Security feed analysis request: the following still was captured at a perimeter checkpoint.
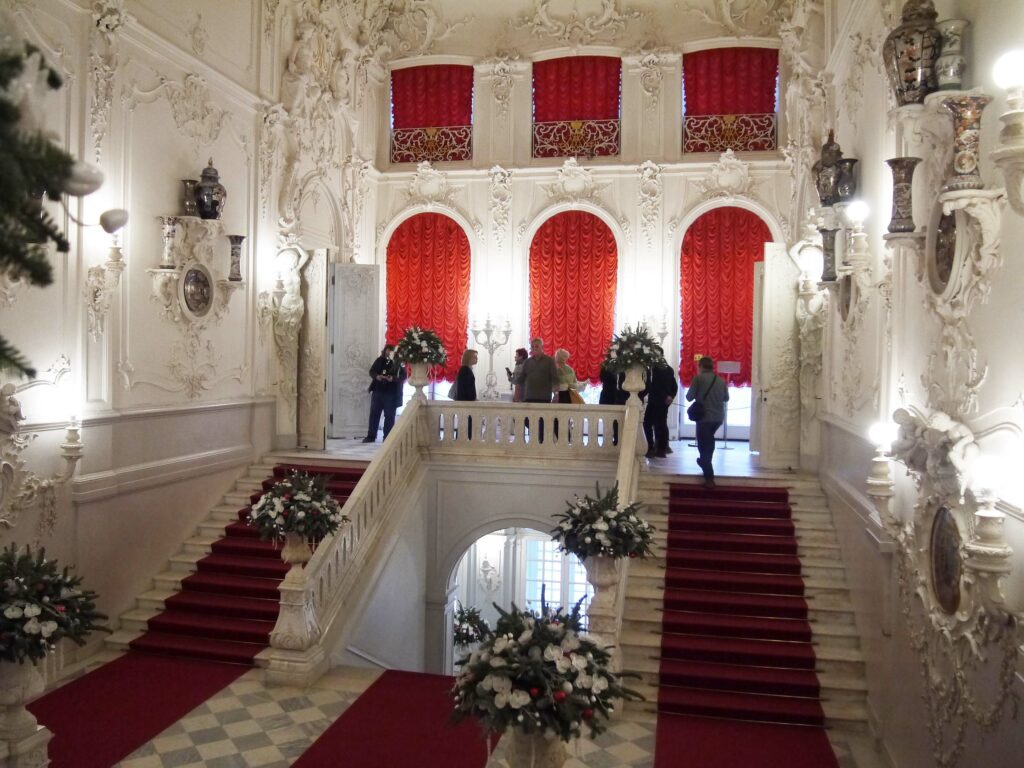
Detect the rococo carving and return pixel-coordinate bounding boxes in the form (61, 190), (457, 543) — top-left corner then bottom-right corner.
(89, 0), (129, 162)
(636, 160), (662, 248)
(488, 166), (513, 252)
(542, 157), (608, 205)
(512, 0), (643, 47)
(695, 149), (761, 200)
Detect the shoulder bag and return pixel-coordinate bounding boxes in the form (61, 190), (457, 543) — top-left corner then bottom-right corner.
(686, 376), (718, 422)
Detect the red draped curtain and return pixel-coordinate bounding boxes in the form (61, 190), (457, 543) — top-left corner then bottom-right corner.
(386, 213), (471, 381)
(390, 65), (474, 162)
(532, 56), (621, 157)
(529, 211), (617, 383)
(682, 47), (779, 152)
(680, 207), (771, 386)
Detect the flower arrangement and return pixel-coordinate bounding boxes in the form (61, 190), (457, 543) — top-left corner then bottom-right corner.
(453, 604), (490, 649)
(0, 544), (108, 664)
(394, 326), (447, 365)
(451, 594), (642, 741)
(602, 324), (664, 372)
(551, 483), (654, 560)
(248, 471), (349, 542)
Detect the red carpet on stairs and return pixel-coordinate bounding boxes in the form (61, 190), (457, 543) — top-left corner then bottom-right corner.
(655, 482), (839, 768)
(292, 670), (494, 768)
(27, 653), (245, 768)
(130, 462), (366, 665)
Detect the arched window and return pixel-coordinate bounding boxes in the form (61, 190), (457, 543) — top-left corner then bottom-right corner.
(386, 213), (471, 381)
(529, 211), (618, 382)
(680, 207), (771, 386)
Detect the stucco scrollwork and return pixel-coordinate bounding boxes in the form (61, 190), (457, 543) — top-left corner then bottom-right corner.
(512, 0), (642, 47)
(542, 158), (608, 205)
(636, 161), (662, 249)
(681, 0), (775, 37)
(89, 0), (129, 162)
(488, 166), (513, 252)
(407, 161), (458, 207)
(485, 53), (519, 119)
(695, 149), (761, 200)
(888, 404), (1021, 768)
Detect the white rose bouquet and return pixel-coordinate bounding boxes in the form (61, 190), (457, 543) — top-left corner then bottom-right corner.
(551, 483), (654, 560)
(248, 470), (348, 542)
(394, 326), (447, 365)
(602, 324), (664, 372)
(451, 592), (642, 741)
(0, 544), (108, 663)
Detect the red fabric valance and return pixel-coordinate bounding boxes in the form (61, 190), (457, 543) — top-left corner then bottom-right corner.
(391, 65), (474, 128)
(386, 213), (471, 381)
(529, 211), (618, 383)
(680, 207), (771, 387)
(533, 56), (622, 122)
(683, 47), (778, 116)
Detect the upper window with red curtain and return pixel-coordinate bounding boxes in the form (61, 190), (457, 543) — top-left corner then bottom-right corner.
(682, 47), (778, 153)
(532, 56), (621, 159)
(391, 65), (474, 164)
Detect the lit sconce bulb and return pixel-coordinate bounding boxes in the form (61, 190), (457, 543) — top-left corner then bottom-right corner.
(868, 420), (898, 451)
(845, 200), (870, 228)
(993, 50), (1024, 96)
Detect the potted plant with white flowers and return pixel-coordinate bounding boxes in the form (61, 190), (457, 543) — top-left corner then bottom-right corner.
(551, 484), (654, 638)
(451, 593), (642, 768)
(602, 325), (664, 403)
(394, 326), (447, 400)
(0, 544), (108, 742)
(248, 471), (349, 569)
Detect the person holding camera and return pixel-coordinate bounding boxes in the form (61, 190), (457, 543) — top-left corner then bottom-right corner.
(363, 344), (404, 443)
(685, 356), (729, 487)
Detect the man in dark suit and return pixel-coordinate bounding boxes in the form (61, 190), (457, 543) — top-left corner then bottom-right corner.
(644, 350), (678, 459)
(363, 344), (403, 442)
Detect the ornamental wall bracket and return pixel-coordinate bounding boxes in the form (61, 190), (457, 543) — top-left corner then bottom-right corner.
(542, 158), (609, 205)
(887, 405), (1022, 767)
(511, 0), (643, 47)
(695, 149), (762, 201)
(84, 235), (126, 341)
(0, 380), (83, 542)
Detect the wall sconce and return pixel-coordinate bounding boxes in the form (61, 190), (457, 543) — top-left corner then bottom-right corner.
(840, 201), (871, 273)
(0, 383), (83, 538)
(866, 421), (898, 527)
(77, 209), (129, 341)
(991, 49), (1024, 215)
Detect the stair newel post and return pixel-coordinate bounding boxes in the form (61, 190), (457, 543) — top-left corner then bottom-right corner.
(621, 364), (648, 459)
(265, 535), (329, 687)
(582, 556), (623, 677)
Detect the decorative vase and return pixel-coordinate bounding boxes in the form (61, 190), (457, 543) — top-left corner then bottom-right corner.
(158, 216), (179, 268)
(227, 235), (245, 281)
(818, 228), (839, 283)
(811, 130), (843, 207)
(504, 728), (568, 768)
(885, 157), (922, 232)
(941, 94), (991, 192)
(836, 158), (859, 202)
(181, 179), (199, 216)
(622, 364), (645, 405)
(936, 19), (969, 90)
(194, 159), (227, 220)
(281, 532), (312, 567)
(409, 361), (430, 401)
(583, 555), (621, 637)
(882, 0), (942, 106)
(0, 661), (45, 743)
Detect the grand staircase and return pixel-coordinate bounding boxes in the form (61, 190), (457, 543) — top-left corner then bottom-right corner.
(107, 459), (367, 665)
(620, 472), (868, 732)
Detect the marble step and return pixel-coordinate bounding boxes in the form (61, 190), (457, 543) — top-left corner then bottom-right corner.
(627, 563), (850, 594)
(649, 528), (840, 548)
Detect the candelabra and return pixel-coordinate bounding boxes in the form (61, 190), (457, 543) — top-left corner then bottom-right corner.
(470, 316), (512, 400)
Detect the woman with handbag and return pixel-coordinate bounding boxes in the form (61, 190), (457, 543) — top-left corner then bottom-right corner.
(553, 348), (578, 404)
(685, 356), (729, 487)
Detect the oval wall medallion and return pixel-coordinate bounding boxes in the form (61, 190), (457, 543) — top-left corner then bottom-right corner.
(181, 264), (214, 318)
(929, 505), (962, 614)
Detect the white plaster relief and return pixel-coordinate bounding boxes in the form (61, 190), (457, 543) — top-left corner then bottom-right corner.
(488, 166), (513, 252)
(542, 158), (609, 205)
(636, 160), (662, 249)
(695, 149), (761, 201)
(485, 53), (519, 120)
(512, 0), (643, 47)
(89, 0), (129, 162)
(680, 0), (776, 37)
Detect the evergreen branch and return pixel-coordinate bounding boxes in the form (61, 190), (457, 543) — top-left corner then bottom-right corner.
(0, 335), (36, 379)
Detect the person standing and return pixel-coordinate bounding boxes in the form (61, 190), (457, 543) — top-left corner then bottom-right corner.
(553, 348), (578, 404)
(364, 344), (401, 443)
(508, 347), (528, 402)
(685, 356), (729, 487)
(521, 338), (557, 442)
(454, 349), (478, 440)
(644, 353), (678, 459)
(599, 361), (626, 446)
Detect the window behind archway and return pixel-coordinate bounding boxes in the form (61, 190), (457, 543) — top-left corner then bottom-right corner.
(680, 206), (771, 386)
(529, 211), (618, 383)
(386, 212), (470, 381)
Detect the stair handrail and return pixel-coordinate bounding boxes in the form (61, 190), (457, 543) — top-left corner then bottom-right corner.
(263, 398), (424, 685)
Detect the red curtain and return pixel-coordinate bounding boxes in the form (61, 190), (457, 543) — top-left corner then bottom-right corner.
(683, 48), (778, 115)
(680, 207), (771, 386)
(529, 212), (617, 383)
(386, 213), (471, 381)
(391, 65), (474, 128)
(533, 57), (621, 122)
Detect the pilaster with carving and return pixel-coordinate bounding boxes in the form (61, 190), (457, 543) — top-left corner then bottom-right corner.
(488, 166), (512, 253)
(636, 160), (662, 249)
(89, 0), (129, 162)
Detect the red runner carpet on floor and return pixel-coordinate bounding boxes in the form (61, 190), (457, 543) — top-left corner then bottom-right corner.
(655, 482), (839, 767)
(293, 670), (493, 768)
(27, 652), (245, 768)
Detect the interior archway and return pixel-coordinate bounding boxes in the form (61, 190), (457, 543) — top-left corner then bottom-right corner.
(385, 212), (472, 382)
(528, 211), (618, 383)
